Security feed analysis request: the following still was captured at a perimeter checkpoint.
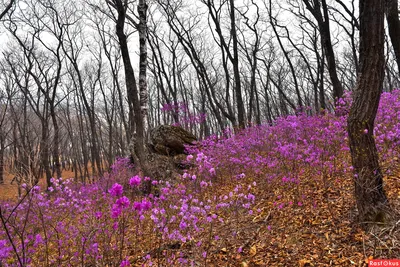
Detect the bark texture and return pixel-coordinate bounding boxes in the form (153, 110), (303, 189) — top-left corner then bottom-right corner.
(347, 0), (390, 226)
(138, 0), (149, 134)
(112, 0), (150, 191)
(386, 0), (400, 76)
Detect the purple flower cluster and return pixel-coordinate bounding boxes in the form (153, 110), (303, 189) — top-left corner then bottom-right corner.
(1, 90), (400, 265)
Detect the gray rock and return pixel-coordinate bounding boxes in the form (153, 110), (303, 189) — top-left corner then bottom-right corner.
(149, 125), (197, 156)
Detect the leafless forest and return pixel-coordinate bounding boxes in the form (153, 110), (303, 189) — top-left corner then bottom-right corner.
(0, 0), (399, 189)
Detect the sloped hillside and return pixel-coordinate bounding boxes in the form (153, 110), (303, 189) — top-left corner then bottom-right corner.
(1, 91), (400, 266)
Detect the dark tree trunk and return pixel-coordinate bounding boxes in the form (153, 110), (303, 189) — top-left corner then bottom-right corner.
(51, 109), (62, 179)
(112, 0), (149, 186)
(41, 121), (52, 188)
(229, 0), (246, 129)
(347, 0), (390, 226)
(0, 0), (15, 21)
(203, 0), (245, 128)
(0, 134), (4, 184)
(386, 0), (400, 76)
(303, 0), (344, 100)
(320, 0), (343, 101)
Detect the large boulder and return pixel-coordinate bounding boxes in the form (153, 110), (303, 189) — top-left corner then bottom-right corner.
(145, 153), (176, 181)
(149, 125), (197, 156)
(128, 125), (197, 188)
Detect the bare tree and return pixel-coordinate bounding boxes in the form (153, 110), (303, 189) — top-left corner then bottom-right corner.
(301, 0), (344, 101)
(105, 0), (150, 190)
(267, 1), (302, 110)
(0, 0), (15, 21)
(0, 85), (9, 184)
(347, 0), (390, 226)
(203, 0), (246, 128)
(157, 1), (228, 131)
(2, 49), (43, 189)
(237, 0), (263, 125)
(147, 27), (180, 124)
(138, 0), (149, 132)
(386, 0), (400, 76)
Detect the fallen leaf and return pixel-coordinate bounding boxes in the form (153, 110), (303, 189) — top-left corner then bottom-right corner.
(324, 232), (329, 240)
(299, 259), (313, 267)
(249, 245), (257, 256)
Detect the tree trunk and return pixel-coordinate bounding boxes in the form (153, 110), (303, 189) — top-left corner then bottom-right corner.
(268, 2), (302, 109)
(347, 0), (389, 226)
(51, 110), (62, 178)
(320, 0), (343, 101)
(303, 0), (344, 100)
(0, 0), (15, 21)
(386, 0), (400, 76)
(0, 133), (4, 184)
(318, 45), (326, 110)
(138, 0), (149, 136)
(229, 0), (246, 128)
(112, 0), (150, 187)
(41, 120), (52, 189)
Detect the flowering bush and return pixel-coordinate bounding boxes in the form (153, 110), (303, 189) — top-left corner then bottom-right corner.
(1, 90), (400, 266)
(161, 101), (206, 128)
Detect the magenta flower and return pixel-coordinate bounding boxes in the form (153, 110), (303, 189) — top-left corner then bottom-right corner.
(0, 240), (12, 258)
(209, 168), (216, 175)
(109, 183), (123, 197)
(111, 205), (122, 218)
(141, 199), (152, 211)
(120, 259), (131, 267)
(116, 196), (130, 208)
(247, 193), (255, 202)
(179, 220), (187, 229)
(133, 201), (142, 211)
(129, 175), (141, 187)
(33, 234), (43, 248)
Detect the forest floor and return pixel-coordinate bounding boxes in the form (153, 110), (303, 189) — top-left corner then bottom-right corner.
(1, 158), (400, 266)
(150, 164), (400, 267)
(0, 168), (77, 200)
(1, 101), (400, 266)
(222, 174), (399, 266)
(0, 173), (19, 199)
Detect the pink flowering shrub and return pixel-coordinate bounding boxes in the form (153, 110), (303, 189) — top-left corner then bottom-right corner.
(161, 101), (206, 128)
(1, 90), (400, 266)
